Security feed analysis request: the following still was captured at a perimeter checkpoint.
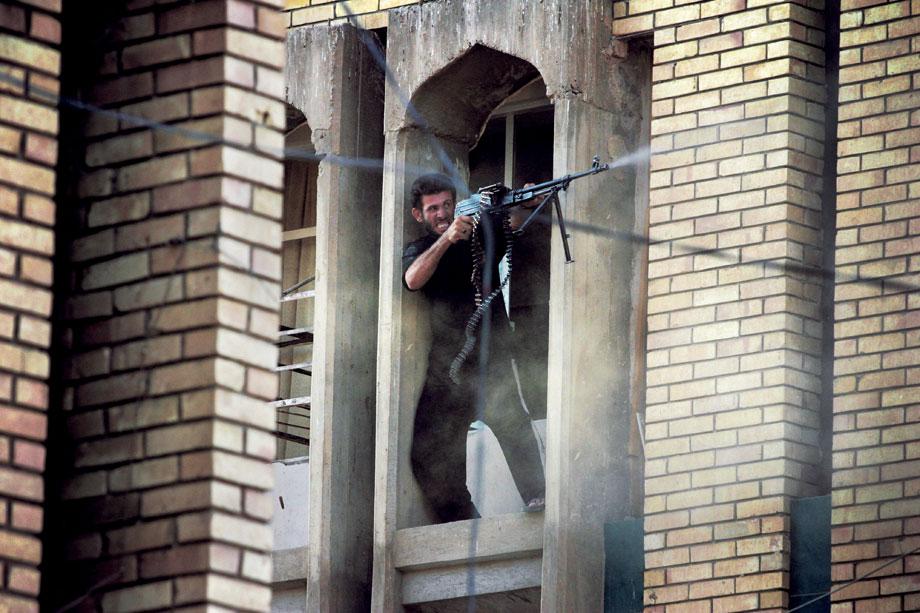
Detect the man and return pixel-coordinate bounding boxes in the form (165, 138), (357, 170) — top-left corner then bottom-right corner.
(403, 173), (545, 523)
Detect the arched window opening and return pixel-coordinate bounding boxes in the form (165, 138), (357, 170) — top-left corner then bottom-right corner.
(275, 106), (318, 461)
(396, 46), (554, 529)
(466, 77), (554, 517)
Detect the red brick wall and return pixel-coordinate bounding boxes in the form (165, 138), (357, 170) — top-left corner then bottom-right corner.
(0, 1), (61, 611)
(45, 1), (286, 610)
(831, 1), (920, 611)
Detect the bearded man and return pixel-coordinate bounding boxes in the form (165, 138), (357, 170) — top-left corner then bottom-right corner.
(403, 173), (545, 523)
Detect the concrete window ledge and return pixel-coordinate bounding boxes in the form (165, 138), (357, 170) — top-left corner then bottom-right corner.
(394, 513), (543, 608)
(272, 546), (310, 585)
(271, 546), (310, 613)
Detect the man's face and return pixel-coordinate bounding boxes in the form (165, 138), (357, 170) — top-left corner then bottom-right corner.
(413, 191), (455, 236)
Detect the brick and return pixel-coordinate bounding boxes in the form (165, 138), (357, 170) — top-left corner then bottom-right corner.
(13, 440), (45, 471)
(145, 420), (212, 455)
(22, 194), (55, 226)
(111, 334), (182, 371)
(87, 192), (150, 228)
(30, 12), (61, 44)
(73, 433), (143, 467)
(218, 28), (285, 68)
(0, 217), (53, 255)
(140, 543), (210, 579)
(204, 511), (271, 550)
(0, 33), (60, 74)
(85, 131), (154, 167)
(101, 581), (172, 613)
(116, 153), (188, 192)
(15, 131), (48, 166)
(0, 279), (52, 316)
(159, 1), (230, 34)
(191, 144), (283, 188)
(257, 5), (287, 38)
(0, 465), (43, 501)
(713, 593), (759, 612)
(647, 473), (692, 496)
(18, 317), (50, 348)
(8, 564), (40, 595)
(0, 5), (26, 31)
(0, 154), (56, 195)
(141, 481), (214, 516)
(106, 519), (174, 555)
(291, 4), (334, 25)
(108, 396), (179, 433)
(614, 13), (653, 36)
(0, 529), (41, 564)
(841, 24), (888, 47)
(18, 0), (61, 11)
(120, 93), (190, 127)
(0, 124), (20, 155)
(91, 73), (154, 105)
(241, 550), (272, 583)
(115, 214), (185, 251)
(123, 35), (192, 71)
(887, 14), (920, 38)
(206, 574), (271, 611)
(156, 56), (226, 93)
(81, 252), (149, 290)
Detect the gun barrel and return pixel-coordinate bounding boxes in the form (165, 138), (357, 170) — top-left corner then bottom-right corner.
(454, 160), (609, 217)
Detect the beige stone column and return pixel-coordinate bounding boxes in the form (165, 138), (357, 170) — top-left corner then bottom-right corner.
(540, 94), (642, 612)
(372, 130), (470, 611)
(286, 23), (385, 613)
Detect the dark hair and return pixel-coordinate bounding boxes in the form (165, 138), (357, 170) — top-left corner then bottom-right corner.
(410, 173), (456, 211)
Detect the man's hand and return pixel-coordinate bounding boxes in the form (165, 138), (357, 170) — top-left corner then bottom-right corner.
(511, 183), (538, 230)
(519, 182), (539, 208)
(445, 215), (475, 243)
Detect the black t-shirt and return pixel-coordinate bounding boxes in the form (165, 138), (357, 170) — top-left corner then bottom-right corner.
(403, 218), (510, 355)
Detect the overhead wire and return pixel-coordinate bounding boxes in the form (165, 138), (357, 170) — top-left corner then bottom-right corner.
(787, 541), (920, 612)
(2, 68), (916, 298)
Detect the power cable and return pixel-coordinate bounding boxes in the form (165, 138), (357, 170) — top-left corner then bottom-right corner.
(788, 541), (920, 612)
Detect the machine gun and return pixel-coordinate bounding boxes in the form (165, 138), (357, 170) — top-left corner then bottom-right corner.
(454, 155), (610, 263)
(447, 156), (611, 383)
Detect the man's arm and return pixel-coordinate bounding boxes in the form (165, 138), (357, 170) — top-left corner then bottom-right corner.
(404, 215), (474, 290)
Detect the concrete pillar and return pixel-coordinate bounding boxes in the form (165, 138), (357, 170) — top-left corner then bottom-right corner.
(372, 129), (469, 611)
(540, 94), (641, 611)
(286, 23), (385, 612)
